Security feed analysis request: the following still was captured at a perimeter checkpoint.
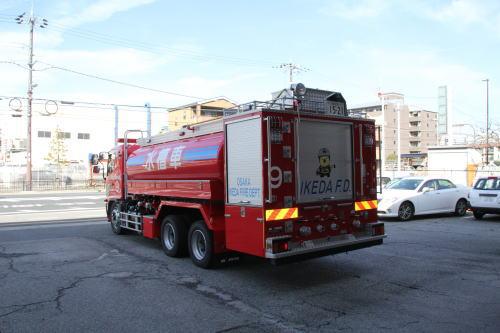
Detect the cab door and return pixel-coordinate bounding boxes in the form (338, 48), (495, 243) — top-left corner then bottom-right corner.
(224, 115), (265, 257)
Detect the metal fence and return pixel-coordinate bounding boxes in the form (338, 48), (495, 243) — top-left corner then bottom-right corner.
(0, 179), (105, 193)
(382, 166), (500, 187)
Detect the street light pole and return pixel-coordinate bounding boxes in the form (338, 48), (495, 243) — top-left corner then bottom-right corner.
(452, 124), (477, 145)
(483, 79), (490, 164)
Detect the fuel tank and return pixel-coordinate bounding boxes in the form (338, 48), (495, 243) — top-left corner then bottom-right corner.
(125, 132), (224, 181)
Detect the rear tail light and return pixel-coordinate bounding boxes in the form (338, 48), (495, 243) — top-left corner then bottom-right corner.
(272, 239), (289, 253)
(371, 223), (385, 236)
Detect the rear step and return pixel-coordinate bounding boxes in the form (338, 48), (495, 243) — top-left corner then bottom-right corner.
(119, 212), (144, 232)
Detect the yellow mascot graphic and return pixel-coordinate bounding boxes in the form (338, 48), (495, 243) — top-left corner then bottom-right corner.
(316, 148), (334, 177)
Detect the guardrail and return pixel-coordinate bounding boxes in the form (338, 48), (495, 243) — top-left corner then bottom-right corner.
(0, 179), (105, 193)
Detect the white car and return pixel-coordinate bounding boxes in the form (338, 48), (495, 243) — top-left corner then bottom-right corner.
(469, 176), (500, 219)
(378, 176), (469, 221)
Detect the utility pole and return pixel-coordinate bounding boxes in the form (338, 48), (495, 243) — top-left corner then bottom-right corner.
(483, 79), (490, 164)
(275, 63), (309, 83)
(145, 102), (151, 138)
(15, 8), (48, 190)
(378, 92), (386, 172)
(114, 105), (119, 144)
(396, 103), (401, 172)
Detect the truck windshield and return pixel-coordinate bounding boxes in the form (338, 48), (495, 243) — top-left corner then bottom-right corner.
(474, 178), (500, 190)
(387, 178), (423, 190)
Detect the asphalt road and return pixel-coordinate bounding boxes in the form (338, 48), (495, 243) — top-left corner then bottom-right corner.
(0, 191), (106, 223)
(0, 214), (499, 332)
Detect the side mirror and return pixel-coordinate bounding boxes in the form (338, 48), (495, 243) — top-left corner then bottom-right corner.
(422, 187), (433, 193)
(90, 154), (99, 166)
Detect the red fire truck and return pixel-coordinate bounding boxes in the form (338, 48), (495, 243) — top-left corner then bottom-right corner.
(104, 84), (385, 268)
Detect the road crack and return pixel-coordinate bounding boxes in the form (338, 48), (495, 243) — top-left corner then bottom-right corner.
(0, 247), (39, 279)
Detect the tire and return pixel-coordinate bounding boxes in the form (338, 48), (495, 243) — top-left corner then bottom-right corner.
(188, 221), (214, 269)
(160, 215), (188, 257)
(454, 199), (468, 216)
(398, 201), (414, 221)
(110, 202), (124, 235)
(473, 210), (485, 220)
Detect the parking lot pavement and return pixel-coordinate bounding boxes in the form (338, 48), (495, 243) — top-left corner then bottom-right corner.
(0, 214), (499, 332)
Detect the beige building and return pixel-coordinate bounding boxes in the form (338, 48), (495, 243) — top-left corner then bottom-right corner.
(349, 93), (438, 168)
(168, 98), (236, 131)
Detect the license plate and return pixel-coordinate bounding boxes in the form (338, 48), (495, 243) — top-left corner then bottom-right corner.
(303, 240), (315, 249)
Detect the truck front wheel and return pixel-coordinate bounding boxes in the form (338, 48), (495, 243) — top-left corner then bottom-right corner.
(161, 215), (188, 257)
(110, 203), (123, 235)
(188, 221), (214, 268)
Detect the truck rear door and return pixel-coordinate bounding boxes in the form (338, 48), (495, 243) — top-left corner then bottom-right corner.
(224, 115), (266, 256)
(296, 119), (353, 203)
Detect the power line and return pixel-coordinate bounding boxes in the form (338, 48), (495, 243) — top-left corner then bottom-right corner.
(37, 61), (207, 100)
(46, 21), (276, 68)
(0, 94), (172, 110)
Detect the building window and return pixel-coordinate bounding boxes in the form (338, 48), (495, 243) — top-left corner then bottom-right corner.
(393, 141), (396, 144)
(78, 133), (90, 140)
(57, 132), (71, 139)
(37, 131), (51, 138)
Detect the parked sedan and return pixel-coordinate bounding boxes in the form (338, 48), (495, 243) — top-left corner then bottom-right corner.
(378, 176), (469, 221)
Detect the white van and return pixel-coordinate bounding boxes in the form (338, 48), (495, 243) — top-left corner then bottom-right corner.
(469, 177), (500, 219)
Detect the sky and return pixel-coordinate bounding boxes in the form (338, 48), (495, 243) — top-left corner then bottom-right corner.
(0, 0), (498, 135)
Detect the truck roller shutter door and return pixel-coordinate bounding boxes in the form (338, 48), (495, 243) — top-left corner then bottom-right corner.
(226, 117), (263, 206)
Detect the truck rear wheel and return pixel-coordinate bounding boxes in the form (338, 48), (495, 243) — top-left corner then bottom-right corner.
(188, 221), (214, 268)
(161, 216), (188, 257)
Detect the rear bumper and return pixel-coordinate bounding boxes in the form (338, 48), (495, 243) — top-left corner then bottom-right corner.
(265, 233), (386, 262)
(471, 206), (500, 214)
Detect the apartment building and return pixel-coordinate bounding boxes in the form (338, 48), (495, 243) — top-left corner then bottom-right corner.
(349, 93), (438, 167)
(168, 98), (236, 131)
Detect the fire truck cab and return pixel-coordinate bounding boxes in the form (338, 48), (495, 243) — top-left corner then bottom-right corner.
(105, 84), (385, 268)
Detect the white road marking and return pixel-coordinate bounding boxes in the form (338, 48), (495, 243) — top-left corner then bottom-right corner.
(0, 195), (105, 203)
(2, 204), (44, 208)
(0, 221), (106, 231)
(0, 207), (104, 216)
(55, 202), (97, 206)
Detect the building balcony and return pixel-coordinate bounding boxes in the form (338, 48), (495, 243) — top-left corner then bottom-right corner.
(409, 131), (421, 138)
